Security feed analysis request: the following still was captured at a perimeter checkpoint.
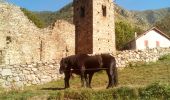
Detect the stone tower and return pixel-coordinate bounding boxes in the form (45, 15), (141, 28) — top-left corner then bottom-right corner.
(74, 0), (115, 54)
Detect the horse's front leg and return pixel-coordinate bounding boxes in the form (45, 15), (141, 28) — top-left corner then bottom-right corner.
(81, 66), (86, 88)
(106, 63), (115, 89)
(64, 72), (71, 88)
(106, 69), (113, 89)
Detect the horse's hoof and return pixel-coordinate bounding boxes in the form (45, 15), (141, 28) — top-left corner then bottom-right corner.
(65, 86), (70, 89)
(106, 86), (113, 89)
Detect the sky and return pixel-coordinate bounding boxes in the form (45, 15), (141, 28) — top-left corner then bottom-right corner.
(5, 0), (170, 11)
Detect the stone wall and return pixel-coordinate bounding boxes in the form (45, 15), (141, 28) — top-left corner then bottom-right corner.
(0, 61), (63, 88)
(1, 48), (170, 88)
(0, 3), (75, 65)
(115, 48), (170, 68)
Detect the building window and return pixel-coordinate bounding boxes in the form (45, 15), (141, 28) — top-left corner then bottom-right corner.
(80, 7), (85, 17)
(102, 5), (106, 17)
(156, 41), (160, 47)
(6, 36), (12, 44)
(144, 40), (148, 48)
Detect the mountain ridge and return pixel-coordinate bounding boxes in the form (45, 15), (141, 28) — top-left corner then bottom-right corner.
(30, 3), (170, 31)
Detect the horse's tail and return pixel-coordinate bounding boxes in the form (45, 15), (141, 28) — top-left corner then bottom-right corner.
(113, 59), (118, 86)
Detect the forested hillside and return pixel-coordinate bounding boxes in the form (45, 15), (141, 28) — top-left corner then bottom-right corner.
(20, 3), (170, 50)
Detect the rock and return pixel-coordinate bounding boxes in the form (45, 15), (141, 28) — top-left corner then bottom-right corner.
(14, 76), (20, 82)
(32, 68), (37, 72)
(23, 70), (30, 74)
(2, 69), (12, 76)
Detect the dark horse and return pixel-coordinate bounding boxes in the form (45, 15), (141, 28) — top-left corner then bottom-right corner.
(59, 54), (118, 89)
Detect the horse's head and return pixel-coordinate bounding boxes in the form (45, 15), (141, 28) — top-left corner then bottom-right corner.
(59, 58), (67, 74)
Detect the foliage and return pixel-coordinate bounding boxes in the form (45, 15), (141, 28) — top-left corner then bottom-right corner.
(21, 8), (45, 28)
(115, 21), (143, 50)
(32, 3), (73, 27)
(159, 54), (170, 61)
(155, 14), (170, 36)
(139, 82), (170, 99)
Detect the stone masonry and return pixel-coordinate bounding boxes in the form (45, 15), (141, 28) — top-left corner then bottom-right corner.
(0, 48), (170, 88)
(0, 3), (75, 65)
(115, 48), (170, 68)
(0, 3), (74, 88)
(74, 0), (115, 54)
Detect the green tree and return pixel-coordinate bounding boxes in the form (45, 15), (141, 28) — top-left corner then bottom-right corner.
(115, 21), (142, 50)
(155, 14), (170, 36)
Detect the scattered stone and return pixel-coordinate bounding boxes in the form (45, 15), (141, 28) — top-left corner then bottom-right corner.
(2, 69), (12, 76)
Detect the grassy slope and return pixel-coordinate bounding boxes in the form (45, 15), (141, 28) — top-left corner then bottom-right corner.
(0, 55), (170, 99)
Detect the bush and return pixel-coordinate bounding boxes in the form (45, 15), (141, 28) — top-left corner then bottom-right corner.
(159, 54), (170, 61)
(139, 82), (170, 100)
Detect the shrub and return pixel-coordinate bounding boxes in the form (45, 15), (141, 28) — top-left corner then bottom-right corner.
(159, 54), (170, 61)
(139, 82), (169, 99)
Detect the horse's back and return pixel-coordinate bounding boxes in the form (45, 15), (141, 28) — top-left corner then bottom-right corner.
(101, 54), (116, 67)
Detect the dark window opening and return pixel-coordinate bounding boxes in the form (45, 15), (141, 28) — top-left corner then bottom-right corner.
(6, 36), (12, 44)
(80, 7), (85, 17)
(102, 5), (106, 17)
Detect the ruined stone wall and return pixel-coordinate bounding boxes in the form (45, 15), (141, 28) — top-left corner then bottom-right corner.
(93, 0), (115, 54)
(74, 0), (93, 54)
(0, 61), (63, 88)
(1, 48), (170, 88)
(0, 3), (75, 88)
(115, 48), (170, 68)
(0, 3), (42, 65)
(0, 3), (75, 65)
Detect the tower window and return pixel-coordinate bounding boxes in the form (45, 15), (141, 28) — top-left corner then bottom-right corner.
(6, 36), (12, 44)
(102, 5), (106, 17)
(80, 7), (85, 17)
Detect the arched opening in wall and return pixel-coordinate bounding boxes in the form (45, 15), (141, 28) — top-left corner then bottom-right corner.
(80, 6), (85, 18)
(102, 5), (106, 17)
(6, 36), (12, 44)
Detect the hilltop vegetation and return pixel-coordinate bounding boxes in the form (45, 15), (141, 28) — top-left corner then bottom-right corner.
(20, 8), (45, 28)
(155, 13), (170, 36)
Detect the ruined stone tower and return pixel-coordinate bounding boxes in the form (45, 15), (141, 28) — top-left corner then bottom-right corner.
(74, 0), (115, 54)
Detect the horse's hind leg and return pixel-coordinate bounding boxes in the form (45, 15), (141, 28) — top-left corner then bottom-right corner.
(106, 63), (114, 89)
(113, 67), (118, 86)
(88, 73), (94, 88)
(106, 70), (113, 89)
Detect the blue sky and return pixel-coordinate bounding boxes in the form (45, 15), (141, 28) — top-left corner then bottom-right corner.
(6, 0), (170, 11)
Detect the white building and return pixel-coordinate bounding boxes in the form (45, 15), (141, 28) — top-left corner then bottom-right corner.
(125, 27), (170, 50)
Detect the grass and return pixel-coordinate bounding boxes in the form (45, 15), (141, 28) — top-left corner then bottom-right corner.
(0, 54), (170, 99)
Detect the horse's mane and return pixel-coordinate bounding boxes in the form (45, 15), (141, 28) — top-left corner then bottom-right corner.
(87, 53), (111, 56)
